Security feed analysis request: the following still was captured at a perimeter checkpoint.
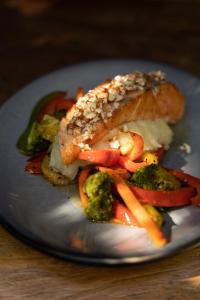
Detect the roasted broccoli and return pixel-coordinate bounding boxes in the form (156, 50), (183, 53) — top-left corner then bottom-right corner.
(26, 121), (50, 154)
(130, 164), (182, 191)
(18, 114), (58, 155)
(38, 114), (59, 142)
(83, 172), (114, 222)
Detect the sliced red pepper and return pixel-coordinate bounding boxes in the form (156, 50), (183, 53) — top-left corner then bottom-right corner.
(113, 200), (138, 226)
(126, 132), (144, 161)
(118, 156), (148, 172)
(169, 170), (200, 206)
(78, 149), (121, 167)
(130, 185), (196, 207)
(37, 93), (75, 122)
(112, 174), (167, 247)
(25, 152), (46, 175)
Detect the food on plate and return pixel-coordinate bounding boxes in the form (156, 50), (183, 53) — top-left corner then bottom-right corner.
(17, 70), (200, 248)
(17, 92), (75, 156)
(83, 171), (114, 221)
(129, 164), (182, 191)
(59, 71), (184, 165)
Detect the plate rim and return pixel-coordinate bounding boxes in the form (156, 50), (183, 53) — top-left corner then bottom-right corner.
(1, 213), (200, 265)
(1, 58), (200, 265)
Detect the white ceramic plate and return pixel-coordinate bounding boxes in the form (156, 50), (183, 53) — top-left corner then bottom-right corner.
(0, 59), (200, 265)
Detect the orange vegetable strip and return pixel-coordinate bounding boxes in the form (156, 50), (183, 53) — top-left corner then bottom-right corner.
(112, 174), (168, 247)
(78, 167), (91, 208)
(118, 156), (148, 172)
(97, 166), (129, 179)
(126, 132), (144, 161)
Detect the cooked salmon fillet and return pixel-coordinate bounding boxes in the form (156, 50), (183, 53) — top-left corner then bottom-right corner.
(59, 71), (185, 164)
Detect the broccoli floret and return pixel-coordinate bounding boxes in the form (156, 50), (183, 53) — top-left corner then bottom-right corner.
(38, 114), (59, 142)
(25, 115), (58, 154)
(26, 121), (50, 154)
(130, 164), (182, 191)
(83, 172), (114, 222)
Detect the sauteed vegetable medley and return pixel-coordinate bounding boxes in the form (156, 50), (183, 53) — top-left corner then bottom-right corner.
(17, 90), (200, 248)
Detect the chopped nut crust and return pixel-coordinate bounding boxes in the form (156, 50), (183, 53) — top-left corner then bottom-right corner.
(65, 71), (166, 148)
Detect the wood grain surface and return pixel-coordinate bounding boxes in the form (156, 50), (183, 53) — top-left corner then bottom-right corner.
(0, 1), (200, 299)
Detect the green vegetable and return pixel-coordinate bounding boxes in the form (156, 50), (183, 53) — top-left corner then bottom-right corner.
(143, 204), (164, 228)
(39, 114), (59, 142)
(17, 91), (62, 156)
(83, 172), (114, 222)
(26, 121), (50, 154)
(130, 164), (182, 191)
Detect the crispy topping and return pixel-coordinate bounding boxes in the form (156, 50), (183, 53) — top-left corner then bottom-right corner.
(65, 71), (166, 148)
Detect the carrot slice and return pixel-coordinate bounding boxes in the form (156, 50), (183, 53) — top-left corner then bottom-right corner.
(78, 167), (91, 208)
(97, 166), (129, 179)
(126, 132), (144, 161)
(118, 156), (148, 172)
(112, 174), (167, 247)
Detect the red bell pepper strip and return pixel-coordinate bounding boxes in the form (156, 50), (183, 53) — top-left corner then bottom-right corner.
(118, 156), (148, 172)
(112, 200), (138, 226)
(78, 149), (121, 167)
(79, 167), (137, 226)
(25, 152), (46, 175)
(169, 170), (200, 206)
(112, 174), (167, 247)
(126, 132), (144, 161)
(37, 93), (75, 122)
(130, 185), (196, 207)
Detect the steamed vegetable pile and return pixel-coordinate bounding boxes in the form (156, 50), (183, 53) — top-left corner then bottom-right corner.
(17, 91), (200, 248)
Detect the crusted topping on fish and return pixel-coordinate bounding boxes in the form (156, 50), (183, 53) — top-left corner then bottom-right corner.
(65, 71), (166, 149)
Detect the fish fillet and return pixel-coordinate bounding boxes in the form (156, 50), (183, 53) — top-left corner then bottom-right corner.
(59, 71), (185, 164)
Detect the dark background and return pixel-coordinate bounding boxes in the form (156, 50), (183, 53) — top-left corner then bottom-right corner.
(1, 0), (200, 104)
(0, 2), (200, 299)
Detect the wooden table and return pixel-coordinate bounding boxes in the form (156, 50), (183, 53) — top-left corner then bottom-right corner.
(0, 1), (200, 299)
